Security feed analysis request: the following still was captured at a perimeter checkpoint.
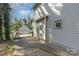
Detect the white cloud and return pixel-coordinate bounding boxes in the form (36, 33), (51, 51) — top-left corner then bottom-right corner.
(10, 3), (18, 8)
(10, 3), (24, 11)
(10, 4), (33, 19)
(19, 10), (27, 15)
(19, 10), (31, 16)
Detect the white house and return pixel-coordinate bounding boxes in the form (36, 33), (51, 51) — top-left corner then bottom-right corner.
(33, 3), (79, 55)
(32, 4), (48, 41)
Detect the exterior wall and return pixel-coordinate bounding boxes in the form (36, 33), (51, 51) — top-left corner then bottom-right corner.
(43, 3), (79, 49)
(33, 4), (47, 41)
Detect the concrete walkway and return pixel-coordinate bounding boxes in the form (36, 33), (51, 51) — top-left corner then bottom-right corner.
(13, 37), (56, 56)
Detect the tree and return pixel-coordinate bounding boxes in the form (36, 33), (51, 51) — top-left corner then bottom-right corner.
(10, 18), (23, 33)
(9, 17), (23, 39)
(23, 17), (33, 30)
(0, 3), (11, 40)
(23, 17), (33, 36)
(3, 3), (11, 40)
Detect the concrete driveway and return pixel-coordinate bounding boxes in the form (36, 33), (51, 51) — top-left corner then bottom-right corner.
(13, 37), (56, 56)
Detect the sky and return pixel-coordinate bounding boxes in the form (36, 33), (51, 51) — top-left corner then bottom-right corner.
(10, 3), (33, 19)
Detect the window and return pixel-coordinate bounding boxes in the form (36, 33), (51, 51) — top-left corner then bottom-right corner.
(56, 22), (60, 27)
(54, 19), (62, 29)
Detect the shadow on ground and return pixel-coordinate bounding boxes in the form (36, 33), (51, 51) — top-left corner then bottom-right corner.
(13, 37), (57, 56)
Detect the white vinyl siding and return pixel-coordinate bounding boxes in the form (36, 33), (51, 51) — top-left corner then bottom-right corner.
(46, 3), (79, 49)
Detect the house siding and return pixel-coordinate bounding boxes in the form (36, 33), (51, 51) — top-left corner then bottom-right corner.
(43, 3), (79, 49)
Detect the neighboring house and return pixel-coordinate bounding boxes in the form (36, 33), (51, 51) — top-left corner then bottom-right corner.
(32, 3), (48, 41)
(15, 25), (32, 38)
(33, 3), (79, 54)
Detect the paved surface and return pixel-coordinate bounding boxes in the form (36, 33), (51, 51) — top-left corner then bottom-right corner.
(0, 37), (68, 56)
(13, 38), (56, 56)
